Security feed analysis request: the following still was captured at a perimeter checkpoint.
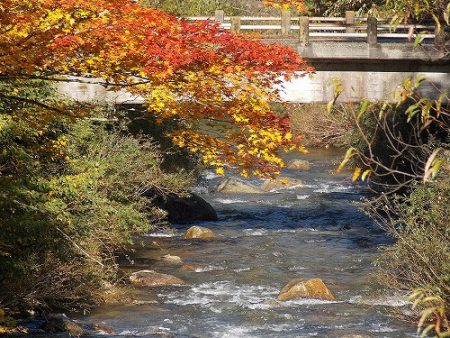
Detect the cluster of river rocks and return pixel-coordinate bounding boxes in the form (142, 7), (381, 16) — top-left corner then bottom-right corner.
(127, 159), (333, 305)
(129, 225), (335, 304)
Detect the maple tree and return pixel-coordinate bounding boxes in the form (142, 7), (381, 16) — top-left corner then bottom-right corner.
(0, 0), (312, 177)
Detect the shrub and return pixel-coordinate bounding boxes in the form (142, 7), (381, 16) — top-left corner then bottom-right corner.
(374, 162), (450, 336)
(0, 118), (193, 311)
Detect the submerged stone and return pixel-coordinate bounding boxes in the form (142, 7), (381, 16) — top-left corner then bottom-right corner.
(261, 177), (303, 192)
(180, 264), (199, 272)
(277, 278), (335, 302)
(160, 254), (183, 266)
(184, 226), (217, 240)
(90, 323), (115, 335)
(129, 270), (186, 287)
(216, 178), (263, 194)
(287, 159), (311, 171)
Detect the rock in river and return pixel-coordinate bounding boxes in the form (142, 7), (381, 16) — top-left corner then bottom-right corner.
(216, 178), (263, 194)
(129, 270), (186, 287)
(261, 177), (303, 192)
(41, 314), (84, 336)
(277, 278), (335, 302)
(184, 226), (217, 240)
(180, 264), (201, 272)
(144, 190), (217, 224)
(287, 159), (311, 171)
(161, 254), (183, 266)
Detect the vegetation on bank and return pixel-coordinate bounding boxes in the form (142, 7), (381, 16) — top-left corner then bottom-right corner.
(288, 75), (449, 336)
(340, 79), (448, 336)
(0, 101), (193, 311)
(376, 171), (450, 336)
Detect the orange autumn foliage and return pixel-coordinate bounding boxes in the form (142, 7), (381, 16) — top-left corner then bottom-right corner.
(0, 0), (312, 177)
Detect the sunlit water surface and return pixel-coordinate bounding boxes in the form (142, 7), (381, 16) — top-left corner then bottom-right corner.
(78, 149), (417, 337)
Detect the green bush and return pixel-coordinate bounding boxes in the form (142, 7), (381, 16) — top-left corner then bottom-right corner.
(0, 117), (192, 311)
(375, 162), (450, 335)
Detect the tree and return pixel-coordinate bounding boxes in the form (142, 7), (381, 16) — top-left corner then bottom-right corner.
(262, 0), (306, 12)
(1, 0), (311, 178)
(386, 0), (450, 25)
(141, 0), (243, 16)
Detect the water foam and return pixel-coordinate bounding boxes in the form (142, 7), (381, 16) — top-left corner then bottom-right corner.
(145, 231), (177, 238)
(214, 198), (248, 204)
(161, 281), (279, 310)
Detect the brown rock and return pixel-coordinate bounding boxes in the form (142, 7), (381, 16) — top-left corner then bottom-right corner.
(287, 159), (311, 171)
(180, 264), (199, 272)
(161, 254), (183, 265)
(216, 178), (263, 194)
(129, 270), (186, 287)
(91, 323), (115, 335)
(184, 226), (217, 240)
(277, 278), (335, 302)
(42, 314), (84, 336)
(261, 177), (303, 192)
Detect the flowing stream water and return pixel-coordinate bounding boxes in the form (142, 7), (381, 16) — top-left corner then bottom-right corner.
(80, 149), (417, 337)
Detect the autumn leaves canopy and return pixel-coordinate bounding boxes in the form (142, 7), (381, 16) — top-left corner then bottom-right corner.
(1, 0), (312, 177)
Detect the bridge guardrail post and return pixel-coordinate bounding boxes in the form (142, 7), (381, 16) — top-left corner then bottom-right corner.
(215, 10), (225, 24)
(231, 17), (241, 34)
(367, 17), (378, 46)
(345, 11), (355, 33)
(299, 17), (309, 46)
(281, 9), (291, 37)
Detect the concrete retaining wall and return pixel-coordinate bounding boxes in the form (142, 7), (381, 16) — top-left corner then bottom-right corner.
(58, 72), (450, 105)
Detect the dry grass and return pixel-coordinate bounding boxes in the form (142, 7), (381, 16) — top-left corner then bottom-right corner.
(288, 103), (355, 147)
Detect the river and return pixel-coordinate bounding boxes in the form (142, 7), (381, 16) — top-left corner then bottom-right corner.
(80, 148), (417, 337)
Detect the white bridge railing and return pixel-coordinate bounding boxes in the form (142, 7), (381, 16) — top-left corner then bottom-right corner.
(187, 10), (444, 46)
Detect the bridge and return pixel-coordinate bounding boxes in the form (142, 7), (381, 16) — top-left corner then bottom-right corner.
(58, 12), (449, 104)
(194, 10), (449, 73)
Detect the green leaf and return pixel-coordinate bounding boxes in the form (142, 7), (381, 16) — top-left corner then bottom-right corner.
(414, 33), (425, 48)
(405, 103), (420, 122)
(357, 99), (370, 121)
(431, 159), (443, 179)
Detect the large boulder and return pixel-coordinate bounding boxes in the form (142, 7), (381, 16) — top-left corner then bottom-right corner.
(145, 190), (217, 224)
(216, 178), (263, 194)
(287, 159), (311, 171)
(277, 278), (335, 302)
(129, 270), (186, 287)
(261, 177), (303, 192)
(184, 226), (217, 240)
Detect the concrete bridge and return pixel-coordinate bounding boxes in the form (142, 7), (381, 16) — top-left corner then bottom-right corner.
(58, 12), (450, 104)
